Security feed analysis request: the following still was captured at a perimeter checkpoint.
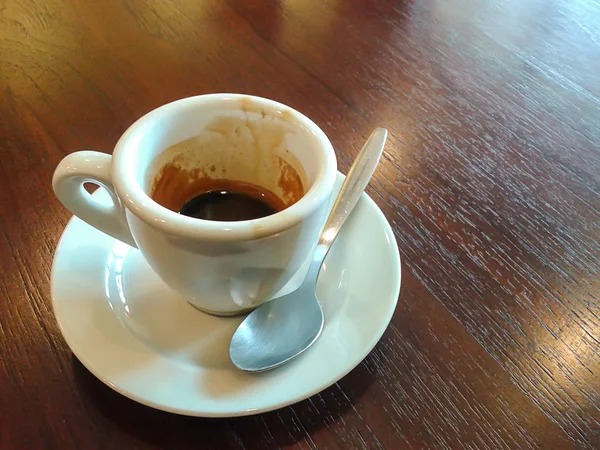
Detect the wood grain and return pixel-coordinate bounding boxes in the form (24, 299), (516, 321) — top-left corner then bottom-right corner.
(1, 0), (599, 448)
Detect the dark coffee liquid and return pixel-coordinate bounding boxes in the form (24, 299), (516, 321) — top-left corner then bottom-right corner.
(179, 183), (285, 221)
(180, 190), (275, 221)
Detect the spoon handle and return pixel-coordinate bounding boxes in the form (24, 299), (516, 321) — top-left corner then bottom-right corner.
(306, 128), (387, 282)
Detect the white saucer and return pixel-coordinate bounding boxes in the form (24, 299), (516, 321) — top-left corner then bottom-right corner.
(51, 172), (401, 417)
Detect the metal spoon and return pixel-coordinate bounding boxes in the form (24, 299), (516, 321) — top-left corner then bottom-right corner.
(229, 128), (388, 372)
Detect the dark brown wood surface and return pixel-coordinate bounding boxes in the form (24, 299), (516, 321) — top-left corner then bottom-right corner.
(1, 0), (599, 448)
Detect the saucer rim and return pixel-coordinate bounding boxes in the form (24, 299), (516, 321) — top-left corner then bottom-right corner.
(51, 171), (401, 417)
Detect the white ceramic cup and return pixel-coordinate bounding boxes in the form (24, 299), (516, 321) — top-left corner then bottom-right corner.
(53, 94), (337, 315)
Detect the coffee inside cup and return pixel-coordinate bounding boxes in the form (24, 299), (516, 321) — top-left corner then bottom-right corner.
(148, 114), (306, 221)
(177, 179), (286, 221)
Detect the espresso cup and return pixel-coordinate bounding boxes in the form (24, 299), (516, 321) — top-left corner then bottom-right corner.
(53, 94), (337, 315)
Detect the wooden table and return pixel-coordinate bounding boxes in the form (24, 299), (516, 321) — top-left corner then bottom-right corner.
(1, 1), (599, 448)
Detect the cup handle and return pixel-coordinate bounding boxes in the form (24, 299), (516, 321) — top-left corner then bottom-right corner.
(52, 151), (138, 248)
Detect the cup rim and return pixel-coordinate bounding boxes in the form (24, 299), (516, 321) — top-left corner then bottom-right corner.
(112, 94), (337, 242)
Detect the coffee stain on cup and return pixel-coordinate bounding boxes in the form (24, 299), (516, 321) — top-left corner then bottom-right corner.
(148, 111), (306, 216)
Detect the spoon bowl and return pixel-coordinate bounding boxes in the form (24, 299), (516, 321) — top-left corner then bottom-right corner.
(229, 283), (323, 372)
